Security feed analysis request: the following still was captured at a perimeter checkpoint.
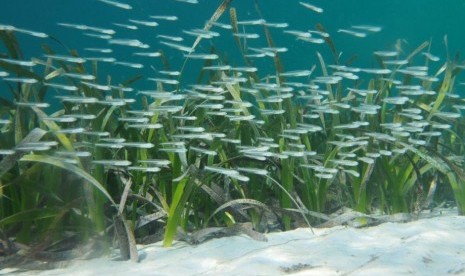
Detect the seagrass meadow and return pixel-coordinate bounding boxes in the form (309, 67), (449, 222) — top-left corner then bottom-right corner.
(1, 0), (465, 263)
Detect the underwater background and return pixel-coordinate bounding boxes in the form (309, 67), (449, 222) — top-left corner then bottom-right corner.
(1, 0), (465, 92)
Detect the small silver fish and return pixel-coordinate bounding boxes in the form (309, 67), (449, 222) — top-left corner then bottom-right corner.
(299, 1), (323, 13)
(97, 0), (132, 10)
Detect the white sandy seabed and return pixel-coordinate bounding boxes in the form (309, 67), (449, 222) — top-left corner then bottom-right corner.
(3, 210), (465, 276)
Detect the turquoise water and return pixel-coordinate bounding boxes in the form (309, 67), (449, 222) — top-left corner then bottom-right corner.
(1, 0), (465, 91)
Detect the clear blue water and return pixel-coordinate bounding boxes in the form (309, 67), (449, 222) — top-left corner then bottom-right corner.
(1, 0), (464, 92)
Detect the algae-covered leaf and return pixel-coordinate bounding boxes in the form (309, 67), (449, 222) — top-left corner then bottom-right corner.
(0, 207), (60, 226)
(191, 0), (233, 51)
(0, 29), (21, 59)
(406, 41), (429, 61)
(179, 0), (233, 78)
(114, 213), (139, 263)
(229, 7), (244, 55)
(0, 60), (41, 80)
(20, 154), (117, 207)
(0, 128), (46, 178)
(398, 142), (450, 174)
(207, 198), (272, 224)
(121, 74), (144, 87)
(316, 23), (338, 62)
(31, 107), (74, 151)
